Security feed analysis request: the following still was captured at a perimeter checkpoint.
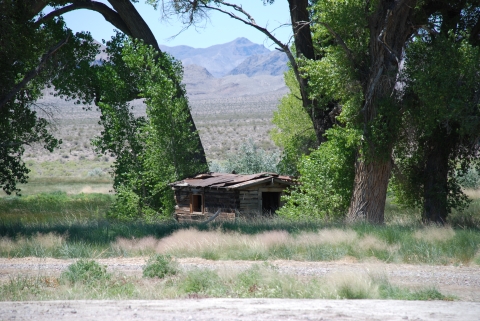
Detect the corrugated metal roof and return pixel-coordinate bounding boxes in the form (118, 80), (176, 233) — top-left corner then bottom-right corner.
(170, 172), (294, 189)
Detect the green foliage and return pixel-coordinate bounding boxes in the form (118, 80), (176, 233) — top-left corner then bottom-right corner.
(61, 259), (110, 284)
(456, 167), (480, 190)
(270, 70), (318, 175)
(143, 254), (178, 278)
(278, 127), (361, 220)
(391, 34), (480, 216)
(209, 139), (279, 174)
(0, 4), (98, 194)
(91, 35), (206, 221)
(179, 268), (225, 294)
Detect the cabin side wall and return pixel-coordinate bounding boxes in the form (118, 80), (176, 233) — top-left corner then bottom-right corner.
(173, 188), (239, 222)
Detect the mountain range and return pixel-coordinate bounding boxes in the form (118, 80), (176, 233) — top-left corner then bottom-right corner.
(160, 37), (288, 78)
(93, 37), (288, 100)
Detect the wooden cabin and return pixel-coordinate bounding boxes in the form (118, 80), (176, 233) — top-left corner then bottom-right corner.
(170, 172), (294, 222)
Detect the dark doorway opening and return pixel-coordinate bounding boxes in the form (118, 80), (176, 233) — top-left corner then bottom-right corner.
(191, 194), (203, 213)
(262, 192), (281, 216)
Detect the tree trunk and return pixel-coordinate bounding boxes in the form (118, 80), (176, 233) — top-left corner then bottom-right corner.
(422, 127), (457, 224)
(347, 0), (417, 223)
(287, 0), (339, 143)
(347, 158), (392, 224)
(287, 0), (315, 61)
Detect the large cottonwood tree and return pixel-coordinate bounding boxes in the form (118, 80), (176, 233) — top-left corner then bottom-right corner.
(392, 3), (480, 224)
(153, 0), (480, 224)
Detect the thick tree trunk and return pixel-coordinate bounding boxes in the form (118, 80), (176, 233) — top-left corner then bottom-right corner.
(347, 0), (417, 223)
(347, 158), (392, 224)
(422, 127), (457, 224)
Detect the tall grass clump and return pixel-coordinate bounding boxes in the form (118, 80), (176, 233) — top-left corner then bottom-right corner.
(58, 259), (136, 299)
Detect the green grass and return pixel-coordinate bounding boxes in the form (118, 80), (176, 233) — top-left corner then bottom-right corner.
(1, 222), (479, 265)
(0, 191), (113, 223)
(0, 262), (453, 301)
(1, 191), (479, 264)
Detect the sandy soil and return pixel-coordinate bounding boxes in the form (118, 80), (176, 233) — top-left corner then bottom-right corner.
(2, 299), (480, 321)
(1, 257), (480, 320)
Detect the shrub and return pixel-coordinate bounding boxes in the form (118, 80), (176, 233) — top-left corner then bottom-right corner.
(61, 259), (110, 284)
(209, 139), (279, 174)
(87, 168), (104, 177)
(278, 127), (360, 220)
(179, 269), (225, 295)
(456, 167), (480, 189)
(142, 254), (178, 278)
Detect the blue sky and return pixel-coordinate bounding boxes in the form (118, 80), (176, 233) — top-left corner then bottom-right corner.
(58, 1), (293, 49)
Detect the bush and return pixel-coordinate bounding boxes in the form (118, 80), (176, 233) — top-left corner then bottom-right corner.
(456, 167), (480, 189)
(179, 269), (225, 295)
(209, 139), (279, 174)
(61, 259), (110, 284)
(278, 127), (360, 220)
(142, 254), (178, 278)
(87, 168), (105, 177)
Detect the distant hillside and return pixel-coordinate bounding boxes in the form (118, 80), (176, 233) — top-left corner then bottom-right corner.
(182, 64), (288, 100)
(228, 51), (289, 77)
(160, 37), (271, 77)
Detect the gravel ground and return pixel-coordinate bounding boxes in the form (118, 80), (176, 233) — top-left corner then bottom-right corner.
(1, 257), (480, 320)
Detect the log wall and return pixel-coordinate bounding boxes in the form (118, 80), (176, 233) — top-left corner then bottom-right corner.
(172, 182), (290, 222)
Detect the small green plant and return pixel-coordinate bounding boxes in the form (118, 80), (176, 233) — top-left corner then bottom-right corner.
(179, 269), (225, 295)
(61, 259), (110, 284)
(142, 254), (178, 278)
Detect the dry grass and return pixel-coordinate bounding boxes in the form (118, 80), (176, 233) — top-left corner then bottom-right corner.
(357, 235), (391, 252)
(413, 226), (456, 243)
(463, 189), (480, 199)
(296, 229), (357, 246)
(324, 271), (380, 299)
(113, 228), (399, 259)
(113, 236), (158, 253)
(0, 233), (66, 257)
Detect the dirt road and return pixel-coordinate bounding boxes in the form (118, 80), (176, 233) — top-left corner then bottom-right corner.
(1, 257), (480, 320)
(1, 298), (480, 321)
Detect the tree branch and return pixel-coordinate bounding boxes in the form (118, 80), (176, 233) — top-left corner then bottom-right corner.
(35, 1), (132, 36)
(0, 36), (70, 111)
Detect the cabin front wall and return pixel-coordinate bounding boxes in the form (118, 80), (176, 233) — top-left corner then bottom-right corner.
(173, 182), (289, 221)
(238, 182), (287, 216)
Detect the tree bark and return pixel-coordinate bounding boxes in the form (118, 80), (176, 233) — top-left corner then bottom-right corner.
(287, 0), (315, 60)
(347, 0), (417, 223)
(347, 158), (392, 224)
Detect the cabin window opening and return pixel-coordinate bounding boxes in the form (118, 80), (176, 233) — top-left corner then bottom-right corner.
(191, 194), (203, 213)
(262, 192), (280, 216)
